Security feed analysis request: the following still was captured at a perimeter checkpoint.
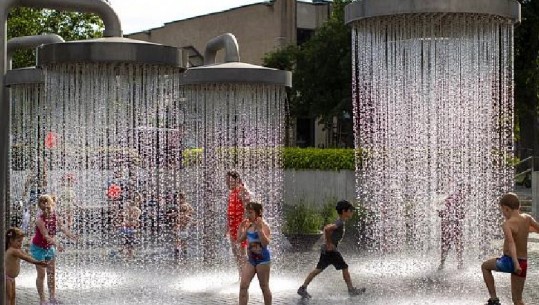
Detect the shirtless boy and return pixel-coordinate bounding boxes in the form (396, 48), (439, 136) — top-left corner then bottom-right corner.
(481, 193), (539, 305)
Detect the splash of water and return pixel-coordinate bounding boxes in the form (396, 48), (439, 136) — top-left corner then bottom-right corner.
(182, 83), (286, 264)
(351, 14), (514, 258)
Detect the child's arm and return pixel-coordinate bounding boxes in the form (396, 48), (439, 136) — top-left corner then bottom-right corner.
(56, 215), (77, 240)
(236, 219), (250, 243)
(256, 220), (271, 247)
(502, 222), (522, 274)
(525, 214), (539, 233)
(59, 227), (77, 241)
(36, 218), (55, 245)
(239, 187), (251, 204)
(13, 249), (49, 267)
(323, 223), (337, 251)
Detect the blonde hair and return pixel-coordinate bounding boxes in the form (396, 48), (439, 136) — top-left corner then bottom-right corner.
(38, 194), (54, 210)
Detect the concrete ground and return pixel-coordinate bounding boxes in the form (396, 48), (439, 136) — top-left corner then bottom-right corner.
(13, 235), (539, 305)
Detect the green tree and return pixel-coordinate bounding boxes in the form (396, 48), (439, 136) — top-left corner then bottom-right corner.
(263, 0), (352, 147)
(514, 0), (539, 159)
(7, 7), (104, 68)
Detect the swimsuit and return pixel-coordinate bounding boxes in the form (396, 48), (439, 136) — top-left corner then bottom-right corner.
(315, 219), (348, 270)
(246, 227), (270, 266)
(30, 213), (58, 261)
(227, 187), (246, 247)
(496, 255), (528, 278)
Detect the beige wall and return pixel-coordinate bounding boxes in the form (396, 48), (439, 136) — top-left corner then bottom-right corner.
(127, 0), (329, 66)
(128, 0), (301, 65)
(297, 1), (330, 29)
(127, 0), (333, 147)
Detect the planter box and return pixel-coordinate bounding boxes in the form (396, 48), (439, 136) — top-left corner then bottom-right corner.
(283, 233), (323, 252)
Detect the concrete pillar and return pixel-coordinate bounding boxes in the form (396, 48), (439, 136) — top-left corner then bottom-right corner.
(276, 0), (296, 47)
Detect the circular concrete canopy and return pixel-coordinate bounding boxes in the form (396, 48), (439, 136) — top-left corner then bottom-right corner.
(183, 62), (292, 87)
(37, 37), (186, 69)
(5, 67), (43, 87)
(345, 0), (521, 25)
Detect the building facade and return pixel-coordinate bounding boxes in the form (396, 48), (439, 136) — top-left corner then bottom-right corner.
(128, 0), (336, 148)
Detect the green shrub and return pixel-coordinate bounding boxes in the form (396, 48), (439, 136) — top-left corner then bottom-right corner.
(283, 147), (356, 170)
(319, 197), (339, 224)
(181, 147), (357, 171)
(282, 201), (324, 234)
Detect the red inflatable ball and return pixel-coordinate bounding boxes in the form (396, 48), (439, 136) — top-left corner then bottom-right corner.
(107, 184), (122, 199)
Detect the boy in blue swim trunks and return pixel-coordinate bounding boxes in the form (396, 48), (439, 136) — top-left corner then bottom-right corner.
(297, 200), (365, 298)
(481, 193), (539, 305)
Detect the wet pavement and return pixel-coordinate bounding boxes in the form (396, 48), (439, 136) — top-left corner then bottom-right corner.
(14, 234), (539, 305)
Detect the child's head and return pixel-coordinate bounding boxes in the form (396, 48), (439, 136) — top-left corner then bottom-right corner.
(133, 192), (142, 204)
(226, 171), (242, 189)
(37, 194), (53, 214)
(6, 227), (24, 250)
(499, 193), (520, 218)
(62, 173), (75, 186)
(177, 192), (186, 203)
(336, 200), (355, 219)
(246, 202), (263, 220)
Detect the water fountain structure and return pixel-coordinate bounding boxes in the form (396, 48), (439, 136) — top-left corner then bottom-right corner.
(6, 33), (65, 229)
(0, 2), (121, 303)
(182, 33), (291, 265)
(347, 0), (520, 256)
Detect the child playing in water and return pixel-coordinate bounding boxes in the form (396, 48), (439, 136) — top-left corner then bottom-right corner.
(118, 200), (141, 258)
(57, 173), (78, 231)
(225, 171), (251, 278)
(30, 194), (77, 305)
(5, 227), (49, 305)
(175, 192), (194, 258)
(297, 200), (366, 298)
(481, 193), (539, 305)
(237, 202), (272, 305)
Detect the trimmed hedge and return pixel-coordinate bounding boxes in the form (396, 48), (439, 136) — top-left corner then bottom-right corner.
(12, 145), (356, 171)
(283, 147), (355, 170)
(183, 147), (356, 170)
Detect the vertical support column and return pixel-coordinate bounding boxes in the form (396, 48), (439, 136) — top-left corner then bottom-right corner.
(0, 7), (9, 305)
(533, 171), (539, 219)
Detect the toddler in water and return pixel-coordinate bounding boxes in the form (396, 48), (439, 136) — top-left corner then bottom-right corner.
(175, 192), (194, 258)
(5, 227), (49, 305)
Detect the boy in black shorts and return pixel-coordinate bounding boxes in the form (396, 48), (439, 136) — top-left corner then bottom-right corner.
(297, 200), (366, 298)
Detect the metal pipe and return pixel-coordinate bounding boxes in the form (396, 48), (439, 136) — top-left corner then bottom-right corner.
(18, 0), (122, 37)
(0, 2), (121, 304)
(7, 34), (65, 68)
(4, 34), (63, 229)
(203, 33), (240, 65)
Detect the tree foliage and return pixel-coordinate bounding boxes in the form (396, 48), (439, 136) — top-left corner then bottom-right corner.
(7, 7), (104, 68)
(514, 0), (539, 157)
(263, 0), (352, 126)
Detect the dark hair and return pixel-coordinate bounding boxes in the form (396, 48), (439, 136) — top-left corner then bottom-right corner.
(246, 202), (263, 217)
(336, 200), (355, 215)
(226, 171), (241, 181)
(6, 227), (24, 250)
(499, 193), (520, 210)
